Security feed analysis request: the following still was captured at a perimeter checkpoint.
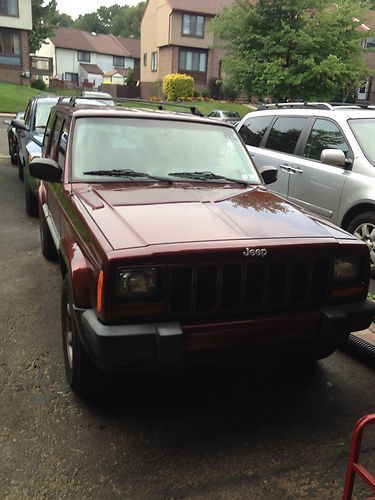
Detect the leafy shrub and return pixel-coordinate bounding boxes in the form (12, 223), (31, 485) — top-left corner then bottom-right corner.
(126, 69), (135, 86)
(163, 73), (194, 101)
(31, 78), (47, 91)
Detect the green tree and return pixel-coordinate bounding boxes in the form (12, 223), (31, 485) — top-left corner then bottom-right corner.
(111, 2), (145, 38)
(212, 0), (372, 102)
(73, 3), (144, 37)
(29, 0), (57, 53)
(74, 12), (110, 33)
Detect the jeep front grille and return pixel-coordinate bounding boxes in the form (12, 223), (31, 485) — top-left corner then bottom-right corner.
(168, 259), (331, 315)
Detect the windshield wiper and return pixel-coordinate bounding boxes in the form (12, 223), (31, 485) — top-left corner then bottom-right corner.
(168, 171), (250, 185)
(82, 169), (172, 183)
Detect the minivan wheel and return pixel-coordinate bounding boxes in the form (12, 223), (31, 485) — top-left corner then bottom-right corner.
(347, 211), (375, 274)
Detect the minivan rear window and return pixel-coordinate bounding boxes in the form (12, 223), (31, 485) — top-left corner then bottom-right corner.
(265, 116), (307, 154)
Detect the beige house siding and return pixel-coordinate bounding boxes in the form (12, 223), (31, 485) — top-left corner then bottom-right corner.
(170, 13), (214, 49)
(0, 0), (32, 30)
(140, 0), (228, 98)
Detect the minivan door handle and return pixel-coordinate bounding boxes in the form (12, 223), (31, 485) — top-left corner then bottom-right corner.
(290, 166), (303, 174)
(280, 164), (292, 173)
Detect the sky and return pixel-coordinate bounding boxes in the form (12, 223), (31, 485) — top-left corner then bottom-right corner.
(56, 0), (141, 20)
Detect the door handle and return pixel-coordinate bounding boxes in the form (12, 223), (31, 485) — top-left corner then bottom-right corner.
(280, 164), (303, 174)
(290, 166), (303, 174)
(280, 164), (292, 173)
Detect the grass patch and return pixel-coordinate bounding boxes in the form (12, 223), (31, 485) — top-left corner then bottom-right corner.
(0, 82), (41, 113)
(0, 82), (79, 113)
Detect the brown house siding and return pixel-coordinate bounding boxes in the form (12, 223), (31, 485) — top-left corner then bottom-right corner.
(0, 30), (30, 85)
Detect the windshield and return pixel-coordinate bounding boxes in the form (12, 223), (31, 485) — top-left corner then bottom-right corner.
(349, 118), (375, 164)
(34, 100), (58, 129)
(71, 117), (261, 184)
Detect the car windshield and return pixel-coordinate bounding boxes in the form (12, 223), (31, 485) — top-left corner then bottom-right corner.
(224, 111), (240, 118)
(34, 100), (58, 129)
(349, 118), (375, 164)
(72, 117), (261, 184)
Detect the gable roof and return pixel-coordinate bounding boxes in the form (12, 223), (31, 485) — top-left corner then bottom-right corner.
(167, 0), (234, 16)
(50, 27), (133, 58)
(80, 63), (104, 75)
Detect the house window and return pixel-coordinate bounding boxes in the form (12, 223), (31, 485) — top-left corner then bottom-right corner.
(113, 56), (124, 67)
(179, 49), (207, 73)
(0, 29), (20, 64)
(151, 51), (157, 72)
(365, 37), (375, 48)
(65, 72), (79, 84)
(143, 53), (147, 66)
(0, 0), (18, 16)
(182, 14), (204, 37)
(77, 51), (90, 62)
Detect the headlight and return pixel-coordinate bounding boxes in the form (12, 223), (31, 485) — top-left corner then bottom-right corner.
(333, 257), (360, 282)
(116, 268), (157, 298)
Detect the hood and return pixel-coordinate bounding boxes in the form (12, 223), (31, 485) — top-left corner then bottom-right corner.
(74, 183), (352, 250)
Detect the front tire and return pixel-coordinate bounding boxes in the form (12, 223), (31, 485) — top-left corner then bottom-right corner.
(347, 211), (375, 274)
(39, 210), (58, 261)
(25, 179), (38, 217)
(61, 277), (101, 397)
(17, 155), (24, 181)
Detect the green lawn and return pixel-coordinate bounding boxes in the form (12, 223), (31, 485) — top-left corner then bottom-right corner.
(0, 81), (254, 117)
(0, 82), (78, 113)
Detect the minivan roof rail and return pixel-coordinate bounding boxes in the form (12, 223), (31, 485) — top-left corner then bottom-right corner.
(256, 102), (362, 111)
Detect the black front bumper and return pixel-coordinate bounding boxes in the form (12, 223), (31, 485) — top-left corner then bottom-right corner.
(74, 299), (375, 372)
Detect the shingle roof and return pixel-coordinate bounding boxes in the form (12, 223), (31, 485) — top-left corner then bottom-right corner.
(117, 36), (140, 59)
(167, 0), (234, 16)
(80, 63), (103, 75)
(50, 27), (132, 57)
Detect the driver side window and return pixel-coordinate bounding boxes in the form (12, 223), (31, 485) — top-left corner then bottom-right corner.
(303, 118), (349, 161)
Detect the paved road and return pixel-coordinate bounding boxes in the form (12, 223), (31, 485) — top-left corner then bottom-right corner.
(1, 116), (375, 499)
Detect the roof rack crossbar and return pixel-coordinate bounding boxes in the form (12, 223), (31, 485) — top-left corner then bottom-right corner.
(114, 97), (204, 116)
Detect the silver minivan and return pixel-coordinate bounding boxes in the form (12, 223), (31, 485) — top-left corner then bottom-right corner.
(236, 103), (375, 271)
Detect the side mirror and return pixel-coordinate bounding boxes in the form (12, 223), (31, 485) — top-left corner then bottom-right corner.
(29, 158), (62, 182)
(11, 118), (28, 131)
(321, 148), (346, 168)
(258, 165), (278, 185)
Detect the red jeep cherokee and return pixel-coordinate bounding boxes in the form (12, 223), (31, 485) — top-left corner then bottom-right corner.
(30, 102), (375, 396)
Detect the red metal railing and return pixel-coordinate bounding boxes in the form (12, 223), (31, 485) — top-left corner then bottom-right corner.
(343, 414), (375, 499)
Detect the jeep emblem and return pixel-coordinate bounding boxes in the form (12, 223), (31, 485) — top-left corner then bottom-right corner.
(243, 248), (267, 258)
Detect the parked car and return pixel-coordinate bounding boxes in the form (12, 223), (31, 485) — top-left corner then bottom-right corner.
(11, 95), (60, 215)
(80, 90), (115, 106)
(207, 109), (241, 124)
(30, 101), (374, 397)
(236, 102), (375, 273)
(4, 111), (24, 165)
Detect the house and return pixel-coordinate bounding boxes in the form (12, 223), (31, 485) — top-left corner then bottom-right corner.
(356, 10), (375, 103)
(0, 0), (32, 85)
(35, 26), (140, 89)
(140, 0), (233, 98)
